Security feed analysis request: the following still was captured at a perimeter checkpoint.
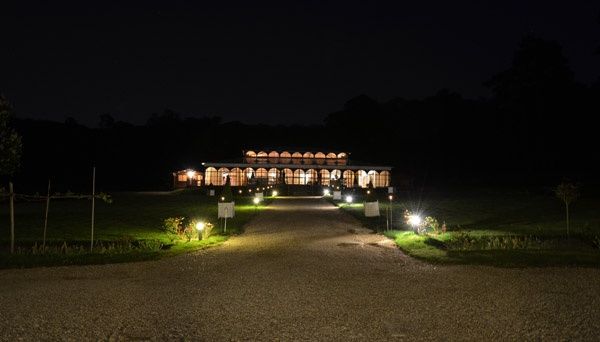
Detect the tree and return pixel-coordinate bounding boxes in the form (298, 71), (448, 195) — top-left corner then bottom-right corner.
(220, 176), (233, 202)
(365, 180), (376, 202)
(0, 95), (22, 177)
(554, 180), (579, 237)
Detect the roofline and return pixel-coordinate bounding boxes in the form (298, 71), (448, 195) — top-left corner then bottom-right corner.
(202, 162), (392, 171)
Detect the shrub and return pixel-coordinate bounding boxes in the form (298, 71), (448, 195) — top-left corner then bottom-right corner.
(163, 217), (185, 235)
(183, 224), (196, 242)
(365, 180), (376, 202)
(201, 222), (215, 240)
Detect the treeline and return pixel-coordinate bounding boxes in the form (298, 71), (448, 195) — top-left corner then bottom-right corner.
(8, 35), (600, 192)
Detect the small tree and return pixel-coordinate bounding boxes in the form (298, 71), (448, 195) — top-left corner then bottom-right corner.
(0, 95), (22, 177)
(220, 176), (233, 202)
(554, 180), (579, 237)
(365, 180), (376, 202)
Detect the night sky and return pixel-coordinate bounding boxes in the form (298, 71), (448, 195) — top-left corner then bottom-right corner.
(2, 1), (599, 126)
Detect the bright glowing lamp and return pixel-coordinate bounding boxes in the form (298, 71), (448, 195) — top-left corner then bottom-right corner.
(186, 170), (196, 179)
(220, 196), (225, 201)
(388, 195), (393, 200)
(323, 189), (330, 196)
(272, 190), (278, 197)
(195, 222), (205, 231)
(238, 189), (242, 194)
(408, 215), (422, 227)
(253, 197), (260, 205)
(345, 195), (353, 203)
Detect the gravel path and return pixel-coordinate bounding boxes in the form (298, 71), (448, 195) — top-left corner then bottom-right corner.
(1, 197), (599, 341)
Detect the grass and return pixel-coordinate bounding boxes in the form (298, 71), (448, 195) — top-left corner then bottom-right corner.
(334, 188), (600, 267)
(0, 189), (272, 268)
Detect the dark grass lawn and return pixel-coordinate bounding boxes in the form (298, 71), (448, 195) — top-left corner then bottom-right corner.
(0, 189), (270, 268)
(335, 188), (600, 267)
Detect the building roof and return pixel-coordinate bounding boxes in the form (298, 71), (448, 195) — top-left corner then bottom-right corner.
(202, 162), (392, 171)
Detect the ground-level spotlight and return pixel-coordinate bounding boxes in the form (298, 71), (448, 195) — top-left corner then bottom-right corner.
(195, 221), (205, 231)
(388, 195), (393, 201)
(272, 190), (278, 197)
(220, 196), (225, 201)
(253, 197), (260, 205)
(238, 189), (242, 194)
(345, 195), (353, 203)
(323, 189), (330, 196)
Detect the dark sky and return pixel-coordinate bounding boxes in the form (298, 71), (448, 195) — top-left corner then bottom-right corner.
(2, 1), (599, 126)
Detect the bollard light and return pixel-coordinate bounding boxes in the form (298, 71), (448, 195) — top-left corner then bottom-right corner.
(272, 190), (278, 197)
(345, 195), (353, 203)
(323, 189), (330, 196)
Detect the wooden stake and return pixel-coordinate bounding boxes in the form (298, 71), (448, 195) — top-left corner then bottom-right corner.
(90, 167), (96, 252)
(43, 179), (51, 250)
(9, 182), (15, 254)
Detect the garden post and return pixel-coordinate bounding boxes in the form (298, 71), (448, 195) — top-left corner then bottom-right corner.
(90, 167), (96, 252)
(43, 179), (51, 250)
(9, 182), (15, 254)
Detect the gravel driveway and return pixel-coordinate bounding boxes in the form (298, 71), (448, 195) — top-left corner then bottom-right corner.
(1, 197), (599, 341)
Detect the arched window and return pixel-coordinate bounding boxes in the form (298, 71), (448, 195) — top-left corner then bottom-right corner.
(368, 170), (379, 187)
(380, 171), (390, 187)
(243, 168), (255, 181)
(268, 168), (279, 185)
(283, 168), (293, 184)
(320, 169), (330, 185)
(256, 168), (268, 179)
(293, 169), (305, 185)
(305, 169), (318, 185)
(205, 167), (218, 186)
(330, 169), (341, 180)
(356, 170), (369, 188)
(257, 151), (268, 163)
(217, 168), (230, 186)
(337, 152), (348, 165)
(245, 151), (256, 163)
(292, 152), (302, 164)
(315, 152), (326, 165)
(343, 170), (355, 188)
(326, 153), (337, 165)
(280, 151), (291, 164)
(230, 168), (243, 186)
(268, 151), (279, 163)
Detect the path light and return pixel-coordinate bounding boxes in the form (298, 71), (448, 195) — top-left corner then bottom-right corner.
(253, 197), (260, 205)
(323, 189), (330, 196)
(407, 215), (422, 227)
(195, 221), (205, 240)
(272, 190), (278, 197)
(345, 195), (353, 203)
(220, 196), (225, 201)
(238, 189), (242, 194)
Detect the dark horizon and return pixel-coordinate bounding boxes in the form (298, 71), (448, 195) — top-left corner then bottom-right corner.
(2, 1), (599, 126)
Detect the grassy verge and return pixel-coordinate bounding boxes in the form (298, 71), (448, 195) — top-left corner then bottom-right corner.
(331, 189), (600, 267)
(0, 189), (272, 269)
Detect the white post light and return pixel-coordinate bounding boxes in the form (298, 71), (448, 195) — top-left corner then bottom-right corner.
(272, 190), (278, 197)
(323, 189), (330, 196)
(345, 195), (353, 203)
(196, 221), (205, 239)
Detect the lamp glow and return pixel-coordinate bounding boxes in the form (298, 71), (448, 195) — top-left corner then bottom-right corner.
(186, 170), (196, 179)
(388, 195), (393, 200)
(221, 196), (225, 201)
(272, 190), (278, 197)
(195, 222), (205, 231)
(408, 215), (422, 227)
(345, 195), (353, 203)
(253, 197), (260, 205)
(323, 189), (330, 196)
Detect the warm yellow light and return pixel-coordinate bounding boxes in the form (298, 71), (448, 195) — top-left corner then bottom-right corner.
(195, 222), (205, 231)
(238, 190), (242, 194)
(186, 170), (196, 179)
(221, 196), (225, 201)
(249, 189), (252, 192)
(388, 195), (393, 200)
(323, 189), (330, 196)
(272, 190), (278, 197)
(367, 190), (371, 194)
(253, 197), (260, 205)
(345, 195), (353, 203)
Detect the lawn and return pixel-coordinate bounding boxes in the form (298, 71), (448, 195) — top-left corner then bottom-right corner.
(334, 188), (600, 267)
(0, 189), (271, 268)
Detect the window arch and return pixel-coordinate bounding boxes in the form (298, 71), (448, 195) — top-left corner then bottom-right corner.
(268, 151), (279, 163)
(326, 153), (337, 165)
(268, 168), (279, 185)
(292, 152), (302, 164)
(305, 169), (318, 185)
(256, 168), (268, 179)
(217, 168), (230, 186)
(230, 168), (243, 186)
(283, 168), (293, 184)
(205, 167), (218, 186)
(293, 169), (305, 185)
(343, 170), (355, 188)
(356, 170), (369, 188)
(368, 170), (379, 187)
(380, 171), (390, 187)
(245, 151), (256, 163)
(330, 169), (341, 180)
(320, 169), (330, 185)
(243, 168), (255, 181)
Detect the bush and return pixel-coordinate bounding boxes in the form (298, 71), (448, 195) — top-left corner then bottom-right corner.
(365, 180), (376, 202)
(163, 217), (185, 235)
(201, 222), (215, 240)
(221, 176), (233, 202)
